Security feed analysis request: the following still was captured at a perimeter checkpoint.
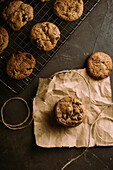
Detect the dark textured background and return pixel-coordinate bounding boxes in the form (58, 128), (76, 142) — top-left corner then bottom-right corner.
(0, 0), (113, 170)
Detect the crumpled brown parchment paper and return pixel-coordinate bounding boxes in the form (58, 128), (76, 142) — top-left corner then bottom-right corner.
(33, 68), (113, 148)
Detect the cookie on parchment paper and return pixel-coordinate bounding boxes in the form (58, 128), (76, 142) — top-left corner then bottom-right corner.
(86, 52), (113, 80)
(53, 0), (84, 21)
(30, 22), (60, 51)
(55, 96), (86, 128)
(6, 51), (36, 80)
(2, 1), (33, 31)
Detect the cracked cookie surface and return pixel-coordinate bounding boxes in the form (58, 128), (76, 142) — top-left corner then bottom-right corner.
(0, 27), (9, 54)
(87, 52), (113, 80)
(55, 96), (86, 127)
(6, 51), (36, 80)
(2, 1), (33, 31)
(30, 22), (60, 51)
(53, 0), (84, 21)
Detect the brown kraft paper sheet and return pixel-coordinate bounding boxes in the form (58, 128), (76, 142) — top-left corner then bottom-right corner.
(33, 68), (113, 148)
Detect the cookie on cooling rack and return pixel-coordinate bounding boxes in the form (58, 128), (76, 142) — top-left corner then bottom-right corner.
(0, 27), (9, 54)
(55, 96), (86, 127)
(86, 52), (113, 80)
(53, 0), (84, 22)
(6, 51), (36, 80)
(2, 1), (33, 31)
(30, 22), (60, 51)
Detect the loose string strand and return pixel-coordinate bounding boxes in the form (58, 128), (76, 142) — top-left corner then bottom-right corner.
(61, 147), (89, 170)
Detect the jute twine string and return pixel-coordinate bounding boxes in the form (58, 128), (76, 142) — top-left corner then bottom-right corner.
(0, 97), (33, 130)
(50, 70), (113, 170)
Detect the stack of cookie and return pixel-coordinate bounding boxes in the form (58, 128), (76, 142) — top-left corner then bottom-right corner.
(55, 96), (86, 127)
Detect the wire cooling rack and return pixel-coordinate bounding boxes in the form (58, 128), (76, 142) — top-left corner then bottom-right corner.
(0, 0), (101, 93)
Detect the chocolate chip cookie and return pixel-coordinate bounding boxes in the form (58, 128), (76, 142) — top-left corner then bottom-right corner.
(53, 0), (84, 21)
(6, 51), (36, 80)
(2, 1), (33, 31)
(55, 96), (86, 127)
(0, 27), (9, 54)
(30, 22), (60, 51)
(86, 52), (113, 80)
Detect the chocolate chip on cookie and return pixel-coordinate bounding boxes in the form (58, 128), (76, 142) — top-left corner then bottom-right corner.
(55, 96), (86, 127)
(86, 52), (113, 80)
(0, 27), (9, 54)
(30, 22), (60, 51)
(2, 1), (33, 31)
(53, 0), (84, 21)
(6, 51), (36, 80)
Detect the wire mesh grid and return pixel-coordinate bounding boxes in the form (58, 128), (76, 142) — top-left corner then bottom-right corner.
(0, 0), (101, 93)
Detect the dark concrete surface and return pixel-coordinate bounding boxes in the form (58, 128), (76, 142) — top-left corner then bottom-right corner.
(0, 0), (113, 170)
